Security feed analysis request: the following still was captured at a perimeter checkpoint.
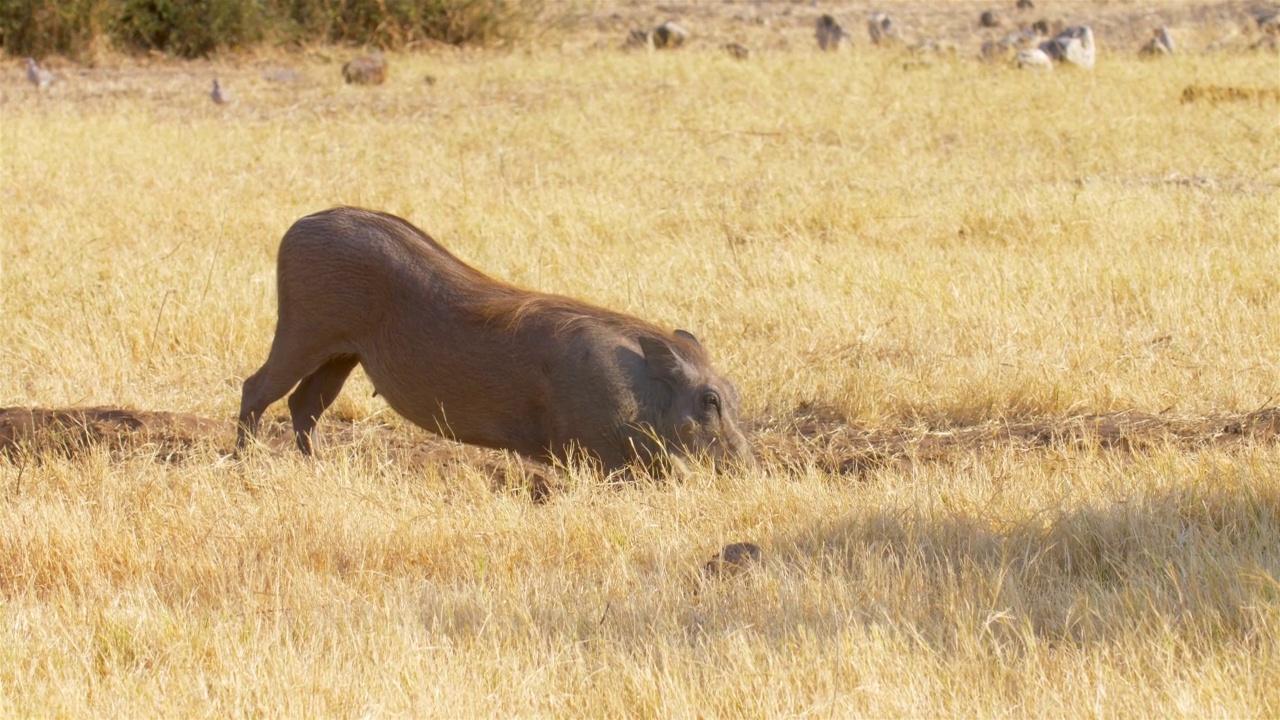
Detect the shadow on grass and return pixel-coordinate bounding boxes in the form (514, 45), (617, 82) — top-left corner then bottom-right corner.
(759, 477), (1280, 652)
(751, 401), (1280, 477)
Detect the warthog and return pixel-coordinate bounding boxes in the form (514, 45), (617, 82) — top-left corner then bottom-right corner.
(237, 207), (754, 475)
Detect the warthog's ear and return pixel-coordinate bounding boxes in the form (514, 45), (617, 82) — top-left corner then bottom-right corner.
(639, 335), (693, 385)
(674, 329), (701, 346)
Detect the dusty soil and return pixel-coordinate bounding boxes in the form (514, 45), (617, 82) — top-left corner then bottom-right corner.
(0, 406), (559, 498)
(750, 402), (1280, 477)
(3, 404), (1277, 485)
(0, 407), (220, 461)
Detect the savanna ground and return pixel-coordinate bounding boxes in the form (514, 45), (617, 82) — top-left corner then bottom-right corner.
(2, 0), (1279, 716)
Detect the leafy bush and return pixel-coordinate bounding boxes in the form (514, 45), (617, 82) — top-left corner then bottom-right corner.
(113, 0), (264, 57)
(286, 0), (548, 47)
(0, 0), (547, 58)
(0, 0), (115, 58)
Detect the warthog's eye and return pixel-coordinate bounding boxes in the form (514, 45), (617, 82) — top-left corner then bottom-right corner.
(701, 390), (722, 417)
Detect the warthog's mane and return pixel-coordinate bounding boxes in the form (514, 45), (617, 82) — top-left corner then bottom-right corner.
(458, 267), (713, 367)
(466, 288), (672, 342)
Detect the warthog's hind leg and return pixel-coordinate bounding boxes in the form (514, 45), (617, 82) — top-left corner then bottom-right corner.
(238, 349), (326, 450)
(287, 354), (359, 455)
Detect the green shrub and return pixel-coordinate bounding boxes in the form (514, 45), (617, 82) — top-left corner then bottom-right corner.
(280, 0), (548, 47)
(0, 0), (115, 58)
(417, 0), (546, 46)
(1, 0), (548, 59)
(113, 0), (265, 57)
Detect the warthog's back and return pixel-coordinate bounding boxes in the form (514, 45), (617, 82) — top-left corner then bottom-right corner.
(275, 207), (483, 331)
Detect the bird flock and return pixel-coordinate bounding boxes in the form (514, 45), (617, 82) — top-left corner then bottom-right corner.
(18, 5), (1280, 100)
(621, 4), (1279, 67)
(22, 51), (397, 106)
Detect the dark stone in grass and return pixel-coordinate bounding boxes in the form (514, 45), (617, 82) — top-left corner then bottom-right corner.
(704, 542), (762, 577)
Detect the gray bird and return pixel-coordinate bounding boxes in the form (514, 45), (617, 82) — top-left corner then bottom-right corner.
(816, 15), (848, 51)
(211, 78), (229, 104)
(25, 58), (55, 89)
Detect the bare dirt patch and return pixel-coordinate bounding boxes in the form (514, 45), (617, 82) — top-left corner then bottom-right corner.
(752, 402), (1280, 476)
(0, 406), (554, 499)
(4, 404), (1278, 484)
(0, 406), (219, 461)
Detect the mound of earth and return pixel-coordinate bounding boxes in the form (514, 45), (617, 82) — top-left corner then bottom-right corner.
(0, 405), (553, 499)
(0, 406), (219, 460)
(3, 404), (1277, 484)
(752, 403), (1280, 476)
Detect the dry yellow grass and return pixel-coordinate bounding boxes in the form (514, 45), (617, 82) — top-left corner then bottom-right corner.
(2, 2), (1279, 716)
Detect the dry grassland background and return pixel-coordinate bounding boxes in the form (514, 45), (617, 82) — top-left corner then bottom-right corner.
(1, 0), (1279, 716)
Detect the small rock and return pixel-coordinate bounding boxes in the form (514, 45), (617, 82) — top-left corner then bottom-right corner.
(867, 13), (900, 46)
(703, 542), (763, 577)
(651, 21), (688, 49)
(1015, 47), (1054, 69)
(1041, 25), (1095, 68)
(342, 54), (387, 85)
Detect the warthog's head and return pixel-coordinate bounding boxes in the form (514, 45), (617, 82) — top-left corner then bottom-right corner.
(636, 331), (754, 473)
